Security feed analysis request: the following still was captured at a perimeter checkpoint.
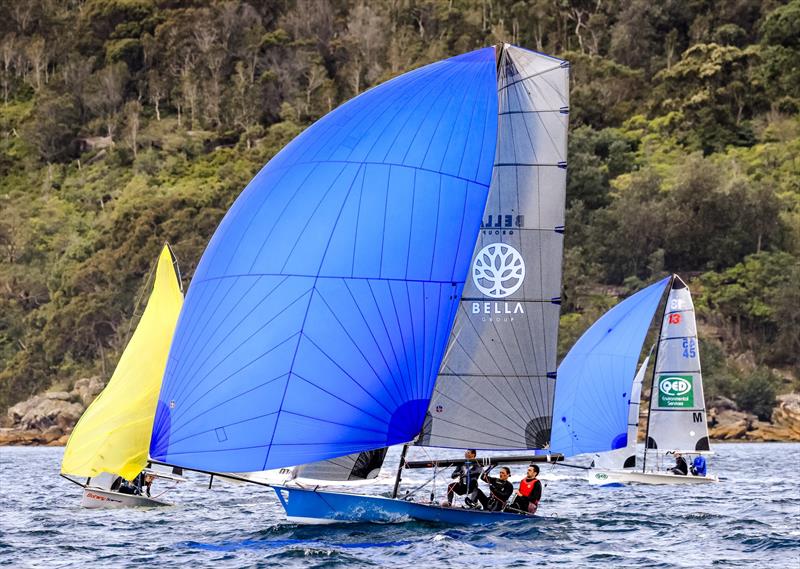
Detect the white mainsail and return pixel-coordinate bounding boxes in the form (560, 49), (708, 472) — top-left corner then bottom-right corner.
(646, 276), (711, 453)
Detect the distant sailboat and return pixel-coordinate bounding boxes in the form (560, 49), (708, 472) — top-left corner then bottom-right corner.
(625, 274), (717, 484)
(149, 43), (570, 524)
(60, 245), (186, 507)
(551, 278), (669, 464)
(552, 275), (717, 485)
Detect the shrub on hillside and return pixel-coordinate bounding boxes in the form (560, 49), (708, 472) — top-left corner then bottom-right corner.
(732, 367), (779, 421)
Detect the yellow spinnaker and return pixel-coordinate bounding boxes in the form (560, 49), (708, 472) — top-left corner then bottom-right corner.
(61, 245), (183, 480)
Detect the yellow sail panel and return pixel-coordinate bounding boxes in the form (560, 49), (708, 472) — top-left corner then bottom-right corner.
(61, 245), (183, 480)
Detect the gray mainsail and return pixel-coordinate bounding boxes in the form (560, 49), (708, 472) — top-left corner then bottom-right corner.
(646, 276), (711, 453)
(292, 449), (388, 481)
(418, 45), (568, 449)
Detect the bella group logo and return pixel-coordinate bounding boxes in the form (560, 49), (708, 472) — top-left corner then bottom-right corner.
(472, 243), (525, 298)
(657, 374), (694, 408)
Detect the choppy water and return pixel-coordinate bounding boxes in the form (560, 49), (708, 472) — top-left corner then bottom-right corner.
(1, 443), (799, 568)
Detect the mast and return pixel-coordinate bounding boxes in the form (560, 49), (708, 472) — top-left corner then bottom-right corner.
(391, 444), (409, 499)
(642, 274), (675, 472)
(495, 42), (506, 72)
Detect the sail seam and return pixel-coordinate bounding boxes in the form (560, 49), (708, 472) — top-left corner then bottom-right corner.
(494, 162), (563, 167)
(193, 273), (470, 286)
(261, 158), (370, 471)
(340, 280), (406, 403)
(169, 282), (308, 418)
(427, 390), (530, 444)
(365, 280), (414, 404)
(385, 281), (415, 401)
(313, 285), (405, 409)
(499, 110), (566, 115)
(252, 159), (491, 188)
(167, 275), (262, 408)
(439, 373), (552, 378)
(498, 63), (563, 92)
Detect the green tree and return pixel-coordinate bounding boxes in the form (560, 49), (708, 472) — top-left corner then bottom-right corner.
(654, 43), (763, 151)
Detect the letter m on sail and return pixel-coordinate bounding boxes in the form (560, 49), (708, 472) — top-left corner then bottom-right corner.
(692, 412), (703, 423)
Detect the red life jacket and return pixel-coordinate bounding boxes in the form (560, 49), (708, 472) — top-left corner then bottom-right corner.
(518, 477), (539, 498)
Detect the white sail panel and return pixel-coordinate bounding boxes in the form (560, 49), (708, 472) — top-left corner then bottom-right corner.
(647, 277), (710, 452)
(418, 45), (568, 449)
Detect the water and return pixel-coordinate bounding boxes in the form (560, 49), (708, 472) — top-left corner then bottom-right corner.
(1, 443), (798, 568)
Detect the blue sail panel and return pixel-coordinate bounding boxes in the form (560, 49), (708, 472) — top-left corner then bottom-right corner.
(150, 47), (498, 472)
(550, 277), (670, 457)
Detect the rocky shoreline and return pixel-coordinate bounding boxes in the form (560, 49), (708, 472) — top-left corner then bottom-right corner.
(0, 377), (103, 446)
(706, 393), (800, 442)
(1, 377), (799, 446)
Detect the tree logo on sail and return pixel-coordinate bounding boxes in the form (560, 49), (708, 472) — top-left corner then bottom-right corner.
(657, 375), (694, 408)
(472, 243), (525, 298)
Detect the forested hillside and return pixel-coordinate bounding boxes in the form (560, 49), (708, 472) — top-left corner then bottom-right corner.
(1, 0), (798, 420)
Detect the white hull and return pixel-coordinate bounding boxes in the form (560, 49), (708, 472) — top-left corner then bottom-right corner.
(588, 469), (718, 486)
(81, 487), (171, 509)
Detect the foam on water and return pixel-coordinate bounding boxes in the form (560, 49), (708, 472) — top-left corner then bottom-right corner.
(1, 443), (798, 568)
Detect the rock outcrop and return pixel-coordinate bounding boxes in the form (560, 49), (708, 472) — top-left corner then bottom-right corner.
(1, 377), (103, 446)
(708, 393), (800, 442)
(771, 393), (800, 437)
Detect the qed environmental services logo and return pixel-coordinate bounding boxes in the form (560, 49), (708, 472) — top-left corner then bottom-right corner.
(472, 243), (525, 298)
(657, 375), (693, 408)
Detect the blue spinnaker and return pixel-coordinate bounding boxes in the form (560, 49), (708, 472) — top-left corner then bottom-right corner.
(150, 48), (498, 472)
(550, 277), (670, 457)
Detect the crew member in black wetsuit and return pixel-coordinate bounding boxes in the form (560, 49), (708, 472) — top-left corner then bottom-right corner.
(442, 449), (482, 507)
(510, 464), (542, 514)
(475, 466), (514, 511)
(670, 453), (689, 475)
(113, 475), (141, 495)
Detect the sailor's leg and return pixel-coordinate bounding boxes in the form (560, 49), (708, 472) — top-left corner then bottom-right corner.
(475, 489), (489, 510)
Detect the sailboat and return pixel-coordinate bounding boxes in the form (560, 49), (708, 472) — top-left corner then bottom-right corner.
(552, 275), (717, 485)
(60, 245), (186, 507)
(148, 43), (570, 524)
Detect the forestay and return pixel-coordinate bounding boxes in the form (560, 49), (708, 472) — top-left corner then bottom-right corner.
(418, 45), (569, 450)
(149, 48), (499, 473)
(550, 277), (669, 457)
(646, 276), (710, 452)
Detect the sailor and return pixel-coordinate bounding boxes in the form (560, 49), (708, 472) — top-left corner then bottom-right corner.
(442, 449), (482, 507)
(475, 466), (514, 511)
(691, 455), (707, 476)
(112, 475), (141, 495)
(669, 452), (689, 475)
(142, 473), (155, 497)
(510, 464), (542, 514)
